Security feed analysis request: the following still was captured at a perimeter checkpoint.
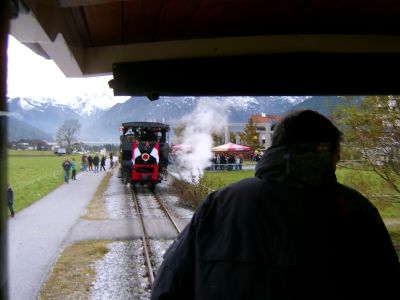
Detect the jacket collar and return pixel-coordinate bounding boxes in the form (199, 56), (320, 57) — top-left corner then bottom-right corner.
(255, 143), (337, 186)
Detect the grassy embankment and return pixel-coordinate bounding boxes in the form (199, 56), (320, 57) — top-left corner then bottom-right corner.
(38, 240), (110, 299)
(7, 150), (82, 214)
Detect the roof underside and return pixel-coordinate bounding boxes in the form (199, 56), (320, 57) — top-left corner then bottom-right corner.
(122, 122), (169, 129)
(9, 0), (400, 96)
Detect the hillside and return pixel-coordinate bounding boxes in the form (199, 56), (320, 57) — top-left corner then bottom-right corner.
(80, 96), (304, 140)
(290, 96), (364, 116)
(8, 117), (54, 142)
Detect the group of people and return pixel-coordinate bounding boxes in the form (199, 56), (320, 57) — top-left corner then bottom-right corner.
(61, 153), (113, 184)
(80, 154), (106, 173)
(61, 158), (77, 183)
(210, 154), (243, 171)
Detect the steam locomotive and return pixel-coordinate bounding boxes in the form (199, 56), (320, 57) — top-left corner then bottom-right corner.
(119, 122), (170, 190)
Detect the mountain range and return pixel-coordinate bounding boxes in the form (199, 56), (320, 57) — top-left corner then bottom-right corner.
(7, 95), (356, 143)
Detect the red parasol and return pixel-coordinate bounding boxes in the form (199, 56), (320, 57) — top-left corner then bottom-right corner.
(212, 142), (251, 152)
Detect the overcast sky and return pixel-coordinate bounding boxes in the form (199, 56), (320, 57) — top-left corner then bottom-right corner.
(6, 35), (127, 104)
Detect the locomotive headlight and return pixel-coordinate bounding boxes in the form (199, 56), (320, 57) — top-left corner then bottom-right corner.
(142, 153), (150, 162)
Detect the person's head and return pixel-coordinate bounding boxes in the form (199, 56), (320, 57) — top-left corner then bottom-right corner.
(271, 109), (342, 167)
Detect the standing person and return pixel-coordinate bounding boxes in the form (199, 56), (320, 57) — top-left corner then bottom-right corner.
(151, 110), (400, 300)
(87, 155), (93, 171)
(61, 158), (71, 184)
(81, 154), (87, 172)
(93, 154), (100, 173)
(7, 184), (15, 218)
(100, 155), (106, 171)
(235, 155), (240, 171)
(220, 154), (226, 170)
(71, 158), (77, 180)
(109, 153), (114, 169)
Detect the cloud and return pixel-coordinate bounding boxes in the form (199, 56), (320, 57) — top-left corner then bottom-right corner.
(6, 35), (116, 103)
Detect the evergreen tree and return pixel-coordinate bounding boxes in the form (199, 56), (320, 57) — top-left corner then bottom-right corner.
(229, 132), (237, 143)
(239, 118), (259, 151)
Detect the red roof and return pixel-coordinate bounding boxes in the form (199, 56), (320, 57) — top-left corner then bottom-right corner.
(250, 114), (281, 124)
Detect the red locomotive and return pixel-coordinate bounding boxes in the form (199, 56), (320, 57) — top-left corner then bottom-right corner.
(119, 122), (170, 190)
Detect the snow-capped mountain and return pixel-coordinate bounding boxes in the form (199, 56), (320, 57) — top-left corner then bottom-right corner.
(8, 97), (78, 129)
(80, 96), (310, 141)
(7, 96), (111, 141)
(9, 95), (349, 142)
(7, 93), (127, 118)
(63, 93), (129, 117)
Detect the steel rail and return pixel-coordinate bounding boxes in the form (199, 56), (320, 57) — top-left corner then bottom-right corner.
(131, 189), (155, 285)
(152, 191), (181, 234)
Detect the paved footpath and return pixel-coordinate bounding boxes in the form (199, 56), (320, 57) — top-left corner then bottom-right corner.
(7, 169), (108, 300)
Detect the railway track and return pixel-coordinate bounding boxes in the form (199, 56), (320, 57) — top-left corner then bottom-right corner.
(131, 186), (182, 286)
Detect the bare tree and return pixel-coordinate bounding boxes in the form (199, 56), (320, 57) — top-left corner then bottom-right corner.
(334, 96), (400, 194)
(56, 119), (81, 152)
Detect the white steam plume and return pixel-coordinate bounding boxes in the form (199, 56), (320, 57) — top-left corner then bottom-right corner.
(173, 98), (230, 183)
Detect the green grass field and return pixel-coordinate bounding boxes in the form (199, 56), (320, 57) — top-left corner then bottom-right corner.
(7, 150), (82, 214)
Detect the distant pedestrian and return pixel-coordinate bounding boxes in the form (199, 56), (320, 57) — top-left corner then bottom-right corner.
(235, 155), (240, 170)
(93, 154), (100, 173)
(88, 155), (93, 171)
(7, 184), (15, 218)
(109, 153), (114, 169)
(100, 155), (106, 171)
(71, 158), (77, 180)
(81, 154), (87, 172)
(62, 158), (71, 183)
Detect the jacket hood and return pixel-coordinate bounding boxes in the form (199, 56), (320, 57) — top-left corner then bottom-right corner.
(255, 143), (337, 186)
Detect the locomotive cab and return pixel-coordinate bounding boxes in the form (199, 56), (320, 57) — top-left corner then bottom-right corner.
(119, 122), (170, 190)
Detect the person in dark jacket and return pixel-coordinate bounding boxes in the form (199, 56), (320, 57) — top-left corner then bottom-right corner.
(93, 154), (100, 173)
(7, 184), (15, 218)
(151, 109), (400, 300)
(100, 155), (106, 171)
(87, 155), (93, 171)
(61, 158), (71, 183)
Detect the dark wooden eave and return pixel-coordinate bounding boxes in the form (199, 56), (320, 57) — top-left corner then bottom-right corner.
(9, 0), (400, 96)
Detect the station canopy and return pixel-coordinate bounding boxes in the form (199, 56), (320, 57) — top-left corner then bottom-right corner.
(9, 1), (400, 97)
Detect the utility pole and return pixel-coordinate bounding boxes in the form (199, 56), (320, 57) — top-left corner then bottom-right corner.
(224, 125), (230, 143)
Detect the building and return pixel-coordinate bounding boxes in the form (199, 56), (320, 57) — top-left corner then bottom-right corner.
(250, 114), (281, 148)
(11, 139), (50, 151)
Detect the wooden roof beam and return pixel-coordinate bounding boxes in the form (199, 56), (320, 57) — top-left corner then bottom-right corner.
(59, 0), (136, 8)
(10, 11), (84, 77)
